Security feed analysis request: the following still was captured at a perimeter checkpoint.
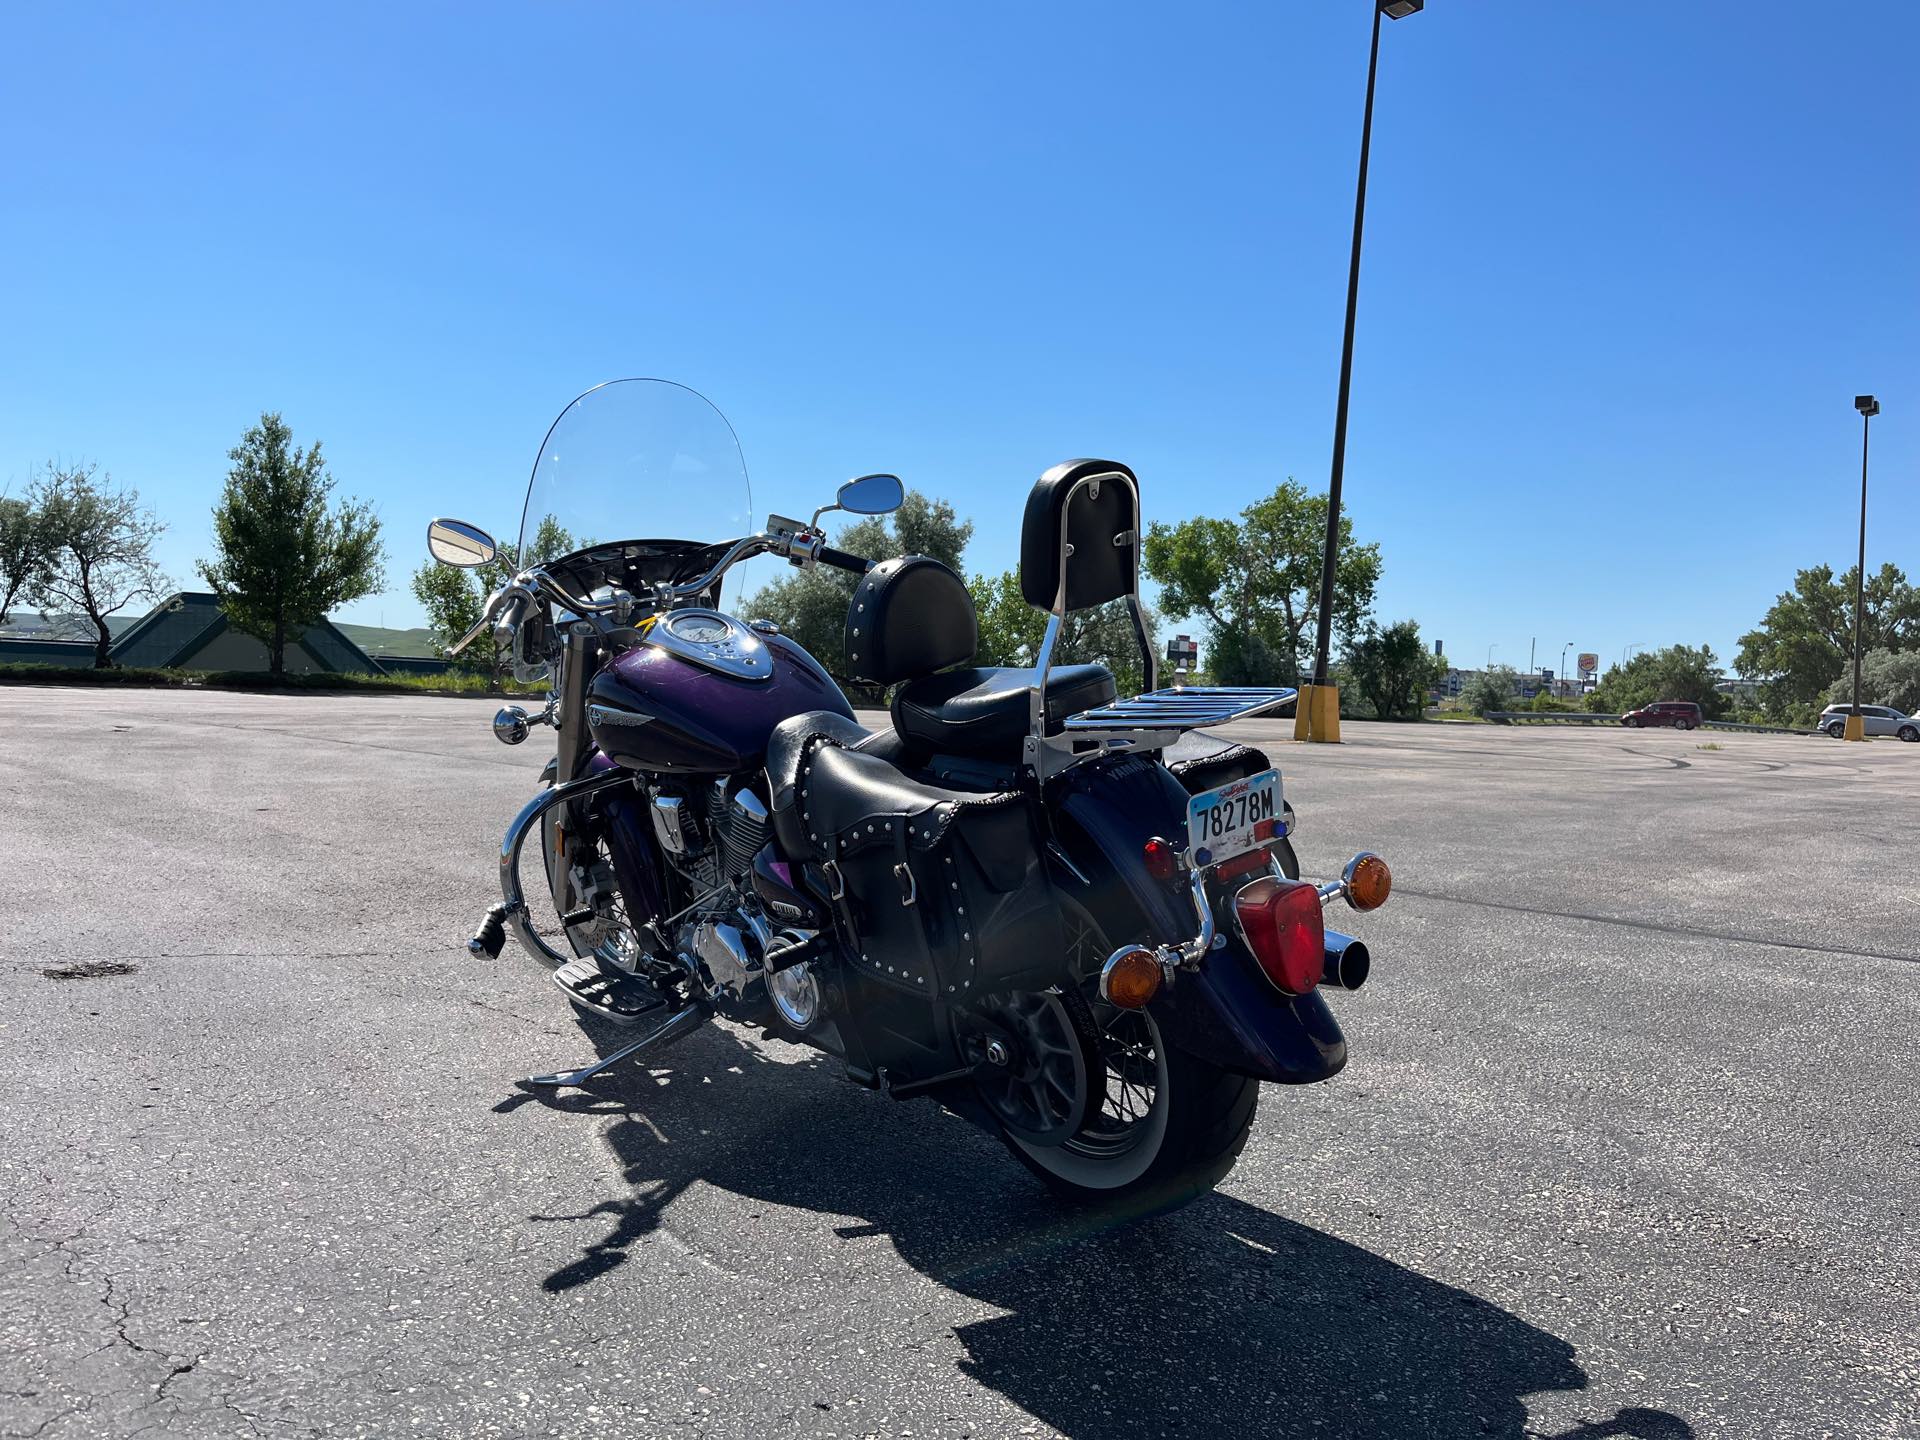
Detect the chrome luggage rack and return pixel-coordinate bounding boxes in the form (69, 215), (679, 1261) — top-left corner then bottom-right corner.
(1017, 461), (1301, 779)
(1061, 685), (1298, 733)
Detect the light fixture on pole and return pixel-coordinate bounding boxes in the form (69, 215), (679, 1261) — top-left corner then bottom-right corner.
(1845, 394), (1879, 741)
(1300, 0), (1423, 744)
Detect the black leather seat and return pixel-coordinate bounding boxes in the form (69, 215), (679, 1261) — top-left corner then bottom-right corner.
(892, 663), (1116, 757)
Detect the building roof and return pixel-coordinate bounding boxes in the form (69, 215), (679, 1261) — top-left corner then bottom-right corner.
(110, 592), (382, 672)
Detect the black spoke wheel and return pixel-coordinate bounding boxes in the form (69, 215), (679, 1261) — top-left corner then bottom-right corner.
(972, 991), (1094, 1145)
(989, 896), (1264, 1210)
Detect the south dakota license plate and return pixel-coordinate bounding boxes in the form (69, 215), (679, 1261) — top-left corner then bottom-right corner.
(1186, 768), (1282, 866)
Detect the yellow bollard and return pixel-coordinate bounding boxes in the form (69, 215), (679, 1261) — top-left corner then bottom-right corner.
(1312, 683), (1343, 743)
(1293, 684), (1343, 742)
(1843, 711), (1867, 742)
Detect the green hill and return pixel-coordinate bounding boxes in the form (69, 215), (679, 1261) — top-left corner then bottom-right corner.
(336, 623), (443, 659)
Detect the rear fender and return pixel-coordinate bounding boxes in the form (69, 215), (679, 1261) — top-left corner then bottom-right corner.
(1051, 754), (1346, 1085)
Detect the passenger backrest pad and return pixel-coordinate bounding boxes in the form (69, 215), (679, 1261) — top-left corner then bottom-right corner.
(845, 554), (976, 686)
(1019, 459), (1141, 612)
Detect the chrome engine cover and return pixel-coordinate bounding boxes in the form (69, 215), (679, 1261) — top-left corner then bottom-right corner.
(767, 953), (822, 1031)
(690, 913), (769, 1005)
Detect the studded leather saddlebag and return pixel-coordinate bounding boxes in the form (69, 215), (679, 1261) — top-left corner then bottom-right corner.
(793, 736), (1064, 1000)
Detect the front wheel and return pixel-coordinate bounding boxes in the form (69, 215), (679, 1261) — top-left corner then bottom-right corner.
(1900, 725), (1918, 743)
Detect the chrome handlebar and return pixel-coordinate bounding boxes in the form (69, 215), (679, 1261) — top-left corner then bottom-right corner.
(443, 532), (799, 659)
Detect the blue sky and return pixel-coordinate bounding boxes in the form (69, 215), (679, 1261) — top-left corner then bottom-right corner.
(3, 2), (1915, 675)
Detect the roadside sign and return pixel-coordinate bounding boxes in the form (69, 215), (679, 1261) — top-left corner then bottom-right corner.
(1577, 652), (1599, 676)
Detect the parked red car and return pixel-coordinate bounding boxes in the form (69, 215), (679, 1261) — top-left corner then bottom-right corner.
(1621, 701), (1703, 730)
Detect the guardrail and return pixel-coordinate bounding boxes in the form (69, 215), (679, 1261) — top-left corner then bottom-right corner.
(1484, 711), (1618, 726)
(1484, 711), (1815, 736)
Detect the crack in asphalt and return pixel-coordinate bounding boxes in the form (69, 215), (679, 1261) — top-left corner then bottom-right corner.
(1397, 886), (1920, 966)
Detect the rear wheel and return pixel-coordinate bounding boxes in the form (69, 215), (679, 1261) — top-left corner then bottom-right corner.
(984, 899), (1261, 1213)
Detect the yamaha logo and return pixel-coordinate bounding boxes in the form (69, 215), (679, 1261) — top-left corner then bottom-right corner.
(588, 704), (654, 729)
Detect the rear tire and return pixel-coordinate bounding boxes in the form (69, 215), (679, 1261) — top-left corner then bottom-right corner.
(999, 1027), (1259, 1214)
(990, 892), (1269, 1215)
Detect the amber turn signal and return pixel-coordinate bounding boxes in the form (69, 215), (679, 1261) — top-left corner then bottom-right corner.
(1099, 946), (1165, 1010)
(1342, 852), (1392, 912)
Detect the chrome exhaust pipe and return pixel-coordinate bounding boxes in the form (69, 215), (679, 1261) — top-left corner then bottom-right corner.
(1322, 931), (1371, 991)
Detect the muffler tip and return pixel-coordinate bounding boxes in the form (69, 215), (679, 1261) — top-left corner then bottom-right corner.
(1322, 932), (1370, 991)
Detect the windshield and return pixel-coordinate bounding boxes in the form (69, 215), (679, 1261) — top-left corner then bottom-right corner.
(518, 378), (755, 604)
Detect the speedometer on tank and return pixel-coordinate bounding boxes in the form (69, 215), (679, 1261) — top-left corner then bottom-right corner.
(666, 613), (731, 644)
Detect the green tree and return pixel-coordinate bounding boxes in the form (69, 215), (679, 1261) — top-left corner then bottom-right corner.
(970, 567), (1157, 699)
(411, 515), (574, 678)
(198, 414), (386, 678)
(29, 463), (168, 667)
(0, 493), (53, 625)
(1343, 619), (1444, 721)
(741, 491), (973, 689)
(1588, 644), (1730, 719)
(1464, 664), (1517, 717)
(1143, 479), (1380, 686)
(1736, 562), (1920, 716)
(1826, 648), (1920, 715)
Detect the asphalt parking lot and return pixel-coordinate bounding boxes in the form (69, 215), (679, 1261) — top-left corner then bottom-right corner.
(3, 687), (1917, 1440)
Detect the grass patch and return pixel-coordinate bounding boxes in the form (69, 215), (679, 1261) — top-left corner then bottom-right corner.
(1696, 741), (1724, 751)
(0, 662), (543, 697)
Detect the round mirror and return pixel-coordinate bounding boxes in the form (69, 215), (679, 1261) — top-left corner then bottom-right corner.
(836, 474), (904, 516)
(427, 518), (497, 568)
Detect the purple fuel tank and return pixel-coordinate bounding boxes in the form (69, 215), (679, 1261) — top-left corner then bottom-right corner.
(586, 632), (854, 775)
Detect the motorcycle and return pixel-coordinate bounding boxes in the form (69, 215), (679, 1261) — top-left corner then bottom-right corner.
(432, 378), (1393, 1209)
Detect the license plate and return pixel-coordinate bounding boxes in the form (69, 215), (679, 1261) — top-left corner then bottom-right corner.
(1186, 768), (1283, 867)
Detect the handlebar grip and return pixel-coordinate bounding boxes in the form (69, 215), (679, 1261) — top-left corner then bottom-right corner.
(816, 545), (873, 574)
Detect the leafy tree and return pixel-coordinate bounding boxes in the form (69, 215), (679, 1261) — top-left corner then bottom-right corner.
(28, 463), (168, 667)
(1342, 619), (1444, 721)
(970, 567), (1157, 699)
(1464, 664), (1517, 717)
(198, 414), (386, 678)
(0, 494), (53, 625)
(1588, 644), (1730, 719)
(1143, 479), (1380, 686)
(1826, 648), (1920, 716)
(1736, 562), (1920, 715)
(1528, 688), (1577, 713)
(741, 491), (973, 690)
(411, 515), (574, 678)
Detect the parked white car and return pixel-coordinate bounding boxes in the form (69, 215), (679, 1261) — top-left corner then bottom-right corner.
(1819, 704), (1920, 741)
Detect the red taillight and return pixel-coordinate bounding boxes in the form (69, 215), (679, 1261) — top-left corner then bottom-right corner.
(1233, 875), (1325, 996)
(1214, 847), (1271, 883)
(1142, 836), (1178, 881)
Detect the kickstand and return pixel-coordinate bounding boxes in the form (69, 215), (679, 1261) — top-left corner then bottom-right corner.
(521, 1005), (706, 1090)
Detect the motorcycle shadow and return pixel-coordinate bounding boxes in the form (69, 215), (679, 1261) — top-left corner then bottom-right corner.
(505, 1023), (1693, 1440)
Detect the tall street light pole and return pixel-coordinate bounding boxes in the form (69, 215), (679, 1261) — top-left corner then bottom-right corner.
(1560, 642), (1573, 684)
(1303, 0), (1422, 743)
(1847, 395), (1879, 741)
